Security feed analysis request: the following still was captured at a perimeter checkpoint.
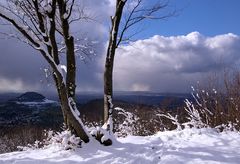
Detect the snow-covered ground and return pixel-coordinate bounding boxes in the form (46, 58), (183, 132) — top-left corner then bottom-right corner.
(0, 128), (240, 164)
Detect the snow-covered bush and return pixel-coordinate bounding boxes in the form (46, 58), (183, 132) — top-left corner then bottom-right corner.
(157, 113), (182, 131)
(43, 129), (81, 150)
(215, 122), (238, 132)
(114, 107), (139, 137)
(159, 83), (240, 132)
(87, 106), (140, 139)
(189, 83), (240, 131)
(183, 98), (208, 128)
(17, 140), (42, 151)
(158, 98), (208, 130)
(18, 129), (81, 151)
(0, 126), (45, 153)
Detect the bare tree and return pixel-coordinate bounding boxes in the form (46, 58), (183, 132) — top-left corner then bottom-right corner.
(0, 0), (93, 142)
(103, 0), (175, 133)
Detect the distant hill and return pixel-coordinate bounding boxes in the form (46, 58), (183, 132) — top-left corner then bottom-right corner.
(0, 91), (190, 128)
(8, 92), (58, 106)
(13, 92), (46, 102)
(73, 92), (191, 107)
(0, 92), (61, 127)
(0, 91), (191, 105)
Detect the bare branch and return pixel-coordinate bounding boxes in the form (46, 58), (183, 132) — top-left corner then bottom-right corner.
(0, 0), (92, 142)
(117, 0), (176, 47)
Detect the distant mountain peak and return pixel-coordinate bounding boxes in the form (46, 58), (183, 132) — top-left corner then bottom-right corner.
(7, 92), (58, 106)
(16, 92), (46, 102)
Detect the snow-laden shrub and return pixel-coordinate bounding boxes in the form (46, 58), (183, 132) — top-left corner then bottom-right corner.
(43, 129), (81, 150)
(157, 113), (182, 131)
(17, 140), (42, 151)
(215, 121), (238, 132)
(159, 98), (208, 130)
(87, 106), (139, 139)
(114, 107), (139, 137)
(183, 99), (208, 128)
(159, 85), (240, 132)
(188, 85), (240, 130)
(0, 126), (46, 153)
(158, 86), (214, 130)
(18, 129), (81, 151)
(86, 106), (140, 143)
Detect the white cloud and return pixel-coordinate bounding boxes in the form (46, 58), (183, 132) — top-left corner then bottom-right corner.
(131, 83), (150, 91)
(0, 0), (115, 93)
(0, 77), (40, 93)
(113, 32), (240, 92)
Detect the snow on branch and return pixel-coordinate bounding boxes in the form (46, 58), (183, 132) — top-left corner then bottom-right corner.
(115, 107), (139, 137)
(184, 99), (207, 128)
(102, 95), (114, 135)
(157, 113), (182, 131)
(0, 2), (60, 69)
(68, 97), (91, 138)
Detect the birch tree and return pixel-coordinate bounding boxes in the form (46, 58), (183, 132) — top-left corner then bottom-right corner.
(0, 0), (92, 142)
(103, 0), (175, 133)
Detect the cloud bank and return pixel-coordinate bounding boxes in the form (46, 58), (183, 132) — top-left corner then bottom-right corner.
(1, 29), (240, 93)
(0, 0), (113, 93)
(113, 32), (240, 92)
(0, 0), (240, 93)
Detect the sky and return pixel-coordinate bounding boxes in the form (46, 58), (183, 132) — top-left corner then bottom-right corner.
(0, 0), (240, 94)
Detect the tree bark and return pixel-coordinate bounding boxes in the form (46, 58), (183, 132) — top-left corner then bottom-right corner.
(56, 0), (89, 142)
(103, 0), (126, 131)
(54, 71), (90, 142)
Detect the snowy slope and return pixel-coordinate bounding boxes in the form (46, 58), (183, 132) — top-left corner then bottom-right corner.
(0, 128), (240, 164)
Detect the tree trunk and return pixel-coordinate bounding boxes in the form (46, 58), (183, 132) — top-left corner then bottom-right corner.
(103, 60), (114, 132)
(59, 82), (89, 142)
(54, 0), (89, 142)
(54, 71), (90, 143)
(103, 0), (126, 131)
